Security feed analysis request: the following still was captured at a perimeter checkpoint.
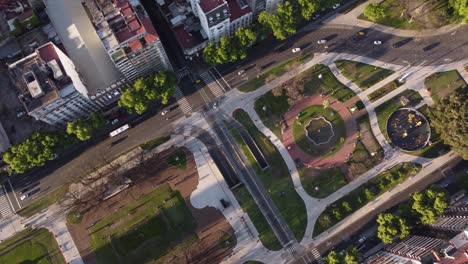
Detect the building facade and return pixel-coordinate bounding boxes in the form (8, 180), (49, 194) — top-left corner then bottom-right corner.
(228, 0), (252, 36)
(8, 42), (99, 126)
(83, 0), (172, 82)
(196, 0), (230, 43)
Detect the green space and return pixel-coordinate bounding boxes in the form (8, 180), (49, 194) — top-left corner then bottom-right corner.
(167, 151), (187, 169)
(293, 105), (346, 156)
(254, 91), (289, 139)
(368, 80), (398, 102)
(140, 135), (170, 150)
(375, 89), (423, 141)
(17, 185), (68, 218)
(0, 228), (65, 264)
(359, 0), (459, 30)
(313, 163), (421, 237)
(89, 183), (197, 264)
(232, 110), (308, 247)
(335, 60), (394, 90)
(424, 70), (467, 103)
(347, 115), (384, 178)
(238, 55), (312, 92)
(299, 167), (347, 198)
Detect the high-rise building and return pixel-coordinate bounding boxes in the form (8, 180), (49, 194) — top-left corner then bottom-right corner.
(83, 0), (172, 82)
(8, 42), (100, 126)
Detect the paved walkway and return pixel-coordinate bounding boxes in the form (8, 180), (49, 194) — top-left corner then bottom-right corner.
(282, 96), (358, 171)
(322, 0), (464, 38)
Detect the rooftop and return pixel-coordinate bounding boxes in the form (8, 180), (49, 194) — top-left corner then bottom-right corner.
(227, 0), (251, 21)
(199, 0), (225, 13)
(173, 24), (205, 49)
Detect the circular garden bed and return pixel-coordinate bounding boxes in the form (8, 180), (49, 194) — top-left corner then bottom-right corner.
(293, 105), (346, 156)
(386, 108), (431, 151)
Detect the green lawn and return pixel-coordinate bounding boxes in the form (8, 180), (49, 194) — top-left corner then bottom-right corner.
(232, 110), (308, 246)
(335, 60), (394, 90)
(375, 89), (423, 141)
(313, 163), (421, 237)
(424, 70), (467, 103)
(254, 91), (290, 139)
(293, 105), (346, 156)
(368, 80), (398, 102)
(299, 167), (347, 198)
(140, 135), (170, 150)
(89, 183), (197, 263)
(238, 55), (312, 92)
(359, 0), (456, 30)
(17, 185), (68, 218)
(0, 228), (65, 264)
(167, 151), (187, 169)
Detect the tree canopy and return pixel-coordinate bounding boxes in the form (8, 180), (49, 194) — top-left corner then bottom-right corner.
(259, 1), (297, 40)
(235, 27), (257, 47)
(3, 132), (66, 174)
(427, 88), (467, 159)
(203, 27), (256, 65)
(298, 0), (317, 20)
(363, 3), (387, 22)
(66, 113), (105, 141)
(448, 0), (468, 21)
(118, 71), (176, 114)
(324, 250), (341, 264)
(376, 213), (410, 244)
(411, 186), (449, 224)
(344, 246), (361, 264)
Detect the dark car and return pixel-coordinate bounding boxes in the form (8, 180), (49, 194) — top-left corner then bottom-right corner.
(423, 42), (440, 51)
(392, 38), (413, 48)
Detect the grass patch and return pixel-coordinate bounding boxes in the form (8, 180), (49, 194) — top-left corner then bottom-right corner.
(67, 209), (83, 224)
(17, 185), (68, 218)
(89, 183), (197, 263)
(313, 163), (421, 237)
(232, 110), (308, 245)
(140, 135), (170, 150)
(254, 91), (290, 139)
(299, 167), (347, 198)
(0, 228), (65, 264)
(167, 151), (187, 170)
(335, 60), (394, 90)
(424, 70), (467, 103)
(368, 80), (398, 102)
(238, 55), (312, 92)
(293, 105), (346, 156)
(375, 89), (423, 141)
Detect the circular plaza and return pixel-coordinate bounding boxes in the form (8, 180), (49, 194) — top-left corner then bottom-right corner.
(386, 108), (431, 151)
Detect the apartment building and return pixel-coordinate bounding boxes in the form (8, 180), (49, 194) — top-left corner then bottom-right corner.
(8, 43), (99, 126)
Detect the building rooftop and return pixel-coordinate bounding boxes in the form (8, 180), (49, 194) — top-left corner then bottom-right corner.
(43, 0), (124, 95)
(8, 43), (71, 112)
(173, 24), (205, 49)
(199, 0), (225, 13)
(227, 0), (251, 21)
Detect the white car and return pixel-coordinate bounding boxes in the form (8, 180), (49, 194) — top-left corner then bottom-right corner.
(374, 40), (382, 45)
(20, 193), (29, 200)
(237, 70), (245, 75)
(332, 3), (341, 9)
(317, 39), (327, 44)
(291, 48), (301, 53)
(161, 109), (170, 116)
(358, 236), (367, 243)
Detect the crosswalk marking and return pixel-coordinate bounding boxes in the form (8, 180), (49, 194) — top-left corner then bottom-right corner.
(200, 71), (225, 98)
(183, 125), (192, 137)
(0, 185), (14, 219)
(311, 247), (324, 264)
(175, 86), (192, 115)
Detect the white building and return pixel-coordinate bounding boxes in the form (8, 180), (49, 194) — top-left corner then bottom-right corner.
(196, 0), (230, 43)
(9, 43), (100, 126)
(228, 0), (253, 36)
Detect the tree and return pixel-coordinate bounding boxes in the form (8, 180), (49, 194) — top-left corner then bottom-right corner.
(3, 132), (64, 174)
(118, 71), (176, 114)
(202, 36), (245, 65)
(324, 250), (341, 264)
(427, 88), (467, 159)
(67, 118), (93, 141)
(376, 213), (410, 244)
(411, 186), (449, 224)
(202, 43), (219, 65)
(344, 246), (361, 264)
(322, 99), (330, 109)
(448, 0), (468, 21)
(298, 0), (317, 20)
(259, 1), (296, 40)
(363, 3), (386, 22)
(342, 201), (352, 212)
(235, 27), (257, 47)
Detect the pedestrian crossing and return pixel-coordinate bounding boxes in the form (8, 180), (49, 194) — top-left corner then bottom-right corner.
(200, 71), (225, 98)
(310, 246), (324, 264)
(0, 185), (14, 219)
(175, 86), (192, 115)
(183, 125), (192, 137)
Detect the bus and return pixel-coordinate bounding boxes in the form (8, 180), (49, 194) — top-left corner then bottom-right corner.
(109, 124), (130, 137)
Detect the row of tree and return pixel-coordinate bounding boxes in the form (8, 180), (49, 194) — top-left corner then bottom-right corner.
(324, 246), (361, 264)
(202, 27), (256, 65)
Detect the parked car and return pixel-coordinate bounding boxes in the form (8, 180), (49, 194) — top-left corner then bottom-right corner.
(358, 236), (367, 244)
(332, 3), (341, 9)
(161, 109), (170, 116)
(373, 40), (382, 45)
(317, 39), (327, 44)
(20, 193), (29, 200)
(291, 48), (301, 53)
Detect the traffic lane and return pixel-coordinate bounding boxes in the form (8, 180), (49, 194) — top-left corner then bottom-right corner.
(13, 107), (183, 208)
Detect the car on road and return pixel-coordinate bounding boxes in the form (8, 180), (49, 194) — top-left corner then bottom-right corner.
(237, 70), (245, 75)
(291, 48), (301, 53)
(373, 40), (382, 45)
(161, 109), (170, 116)
(332, 3), (341, 9)
(358, 236), (367, 243)
(317, 39), (327, 44)
(20, 193), (29, 200)
(357, 31), (366, 36)
(392, 37), (413, 48)
(423, 42), (440, 51)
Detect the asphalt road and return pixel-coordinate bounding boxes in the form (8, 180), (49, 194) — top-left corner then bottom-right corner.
(219, 24), (468, 89)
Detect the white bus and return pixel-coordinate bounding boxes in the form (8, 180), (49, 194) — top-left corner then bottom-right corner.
(109, 124), (130, 137)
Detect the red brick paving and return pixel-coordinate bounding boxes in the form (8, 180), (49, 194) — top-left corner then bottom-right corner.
(282, 96), (360, 177)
